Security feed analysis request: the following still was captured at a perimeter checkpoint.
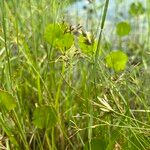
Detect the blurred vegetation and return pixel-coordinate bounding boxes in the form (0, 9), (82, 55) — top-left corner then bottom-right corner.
(0, 0), (150, 150)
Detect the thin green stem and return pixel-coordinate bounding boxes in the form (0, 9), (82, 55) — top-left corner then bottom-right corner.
(1, 0), (12, 90)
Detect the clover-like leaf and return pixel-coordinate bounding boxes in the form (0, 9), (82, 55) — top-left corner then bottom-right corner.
(33, 105), (57, 129)
(116, 22), (131, 37)
(129, 2), (145, 16)
(44, 23), (74, 50)
(106, 50), (128, 72)
(0, 90), (16, 111)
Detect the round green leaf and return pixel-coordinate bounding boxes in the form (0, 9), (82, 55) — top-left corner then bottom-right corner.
(33, 105), (57, 129)
(106, 50), (128, 72)
(44, 23), (74, 50)
(78, 34), (98, 55)
(116, 22), (131, 36)
(0, 90), (16, 111)
(129, 2), (145, 16)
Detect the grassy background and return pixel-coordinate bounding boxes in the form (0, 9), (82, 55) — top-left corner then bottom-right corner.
(0, 0), (150, 149)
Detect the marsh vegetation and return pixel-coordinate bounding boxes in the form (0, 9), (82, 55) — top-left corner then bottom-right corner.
(0, 0), (150, 149)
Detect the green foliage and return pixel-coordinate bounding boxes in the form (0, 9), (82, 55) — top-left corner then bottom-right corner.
(78, 33), (98, 55)
(44, 23), (74, 50)
(33, 105), (57, 129)
(116, 22), (131, 36)
(0, 90), (16, 111)
(84, 139), (107, 150)
(122, 135), (148, 150)
(129, 2), (145, 16)
(106, 50), (128, 72)
(0, 0), (150, 149)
